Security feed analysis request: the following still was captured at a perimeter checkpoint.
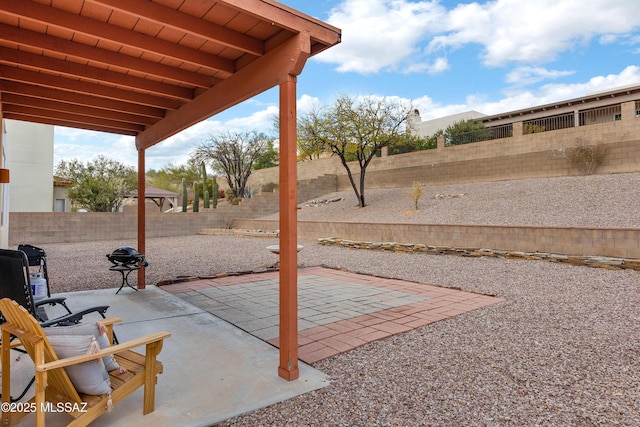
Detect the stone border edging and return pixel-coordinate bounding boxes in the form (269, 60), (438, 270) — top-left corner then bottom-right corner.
(156, 266), (280, 286)
(317, 237), (640, 271)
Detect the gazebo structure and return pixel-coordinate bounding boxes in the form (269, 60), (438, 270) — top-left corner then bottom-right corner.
(127, 186), (180, 212)
(0, 0), (341, 380)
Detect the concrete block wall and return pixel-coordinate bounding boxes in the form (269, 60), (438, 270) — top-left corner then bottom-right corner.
(8, 116), (640, 249)
(8, 210), (225, 245)
(232, 218), (640, 259)
(8, 174), (338, 244)
(248, 119), (640, 191)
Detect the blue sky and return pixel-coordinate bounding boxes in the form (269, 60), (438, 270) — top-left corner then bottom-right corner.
(54, 0), (640, 171)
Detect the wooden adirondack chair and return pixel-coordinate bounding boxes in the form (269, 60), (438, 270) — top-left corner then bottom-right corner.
(0, 298), (171, 426)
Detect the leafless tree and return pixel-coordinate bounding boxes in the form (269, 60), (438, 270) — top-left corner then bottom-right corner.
(298, 95), (414, 207)
(191, 131), (271, 199)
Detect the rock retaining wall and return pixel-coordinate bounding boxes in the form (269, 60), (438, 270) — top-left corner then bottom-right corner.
(318, 237), (640, 271)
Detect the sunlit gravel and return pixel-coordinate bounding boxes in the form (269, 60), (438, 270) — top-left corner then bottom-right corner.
(36, 173), (640, 426)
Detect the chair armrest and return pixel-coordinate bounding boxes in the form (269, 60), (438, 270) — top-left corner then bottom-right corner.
(34, 297), (67, 307)
(39, 306), (111, 328)
(97, 317), (122, 344)
(65, 305), (110, 319)
(0, 323), (44, 345)
(96, 317), (122, 327)
(37, 331), (171, 372)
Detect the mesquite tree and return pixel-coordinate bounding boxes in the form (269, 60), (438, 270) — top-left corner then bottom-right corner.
(55, 155), (137, 212)
(191, 131), (272, 199)
(298, 95), (414, 207)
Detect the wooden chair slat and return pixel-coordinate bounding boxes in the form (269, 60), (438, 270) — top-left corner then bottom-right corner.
(0, 298), (170, 426)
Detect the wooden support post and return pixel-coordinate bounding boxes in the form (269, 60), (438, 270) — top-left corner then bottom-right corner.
(137, 148), (146, 289)
(278, 75), (299, 381)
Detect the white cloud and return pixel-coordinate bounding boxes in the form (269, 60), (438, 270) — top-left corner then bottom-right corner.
(297, 94), (324, 114)
(403, 57), (450, 74)
(316, 0), (446, 74)
(224, 105), (279, 132)
(317, 0), (640, 75)
(54, 94), (326, 171)
(429, 0), (640, 66)
(409, 66), (640, 120)
(469, 65), (640, 115)
(54, 130), (137, 168)
(506, 66), (575, 86)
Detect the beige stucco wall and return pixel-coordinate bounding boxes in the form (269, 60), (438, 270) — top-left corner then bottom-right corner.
(4, 119), (54, 212)
(1, 108), (7, 248)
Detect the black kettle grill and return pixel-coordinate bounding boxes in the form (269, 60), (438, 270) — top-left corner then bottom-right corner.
(106, 246), (149, 267)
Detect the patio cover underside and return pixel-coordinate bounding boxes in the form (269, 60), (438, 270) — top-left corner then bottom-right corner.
(0, 0), (341, 380)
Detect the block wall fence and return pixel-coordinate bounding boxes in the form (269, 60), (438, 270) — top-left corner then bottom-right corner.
(9, 110), (640, 257)
(8, 176), (337, 245)
(248, 107), (640, 191)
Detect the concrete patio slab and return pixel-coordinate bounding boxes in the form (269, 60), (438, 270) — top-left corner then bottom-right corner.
(3, 267), (502, 426)
(3, 286), (329, 427)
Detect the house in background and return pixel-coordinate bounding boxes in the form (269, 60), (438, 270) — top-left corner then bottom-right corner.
(53, 176), (73, 212)
(407, 83), (640, 146)
(409, 109), (487, 137)
(2, 119), (54, 212)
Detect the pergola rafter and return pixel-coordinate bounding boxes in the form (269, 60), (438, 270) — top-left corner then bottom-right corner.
(0, 0), (341, 381)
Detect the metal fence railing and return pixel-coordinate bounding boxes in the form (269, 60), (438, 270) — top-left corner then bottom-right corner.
(579, 104), (622, 126)
(447, 123), (513, 146)
(447, 128), (490, 146)
(434, 100), (634, 149)
(487, 123), (513, 140)
(523, 112), (575, 134)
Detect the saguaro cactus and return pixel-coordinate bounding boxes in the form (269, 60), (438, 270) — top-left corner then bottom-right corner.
(181, 178), (187, 212)
(193, 181), (200, 212)
(212, 175), (219, 208)
(201, 161), (210, 208)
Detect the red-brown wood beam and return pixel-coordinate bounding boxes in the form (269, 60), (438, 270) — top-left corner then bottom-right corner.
(3, 104), (145, 133)
(0, 66), (183, 110)
(86, 0), (265, 56)
(137, 149), (146, 289)
(136, 33), (311, 149)
(0, 23), (212, 88)
(0, 81), (165, 119)
(2, 94), (157, 126)
(277, 75), (299, 381)
(2, 1), (234, 74)
(221, 0), (341, 47)
(0, 47), (194, 101)
(2, 113), (139, 136)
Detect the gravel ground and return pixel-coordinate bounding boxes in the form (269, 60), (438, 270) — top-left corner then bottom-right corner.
(285, 172), (640, 228)
(32, 173), (640, 426)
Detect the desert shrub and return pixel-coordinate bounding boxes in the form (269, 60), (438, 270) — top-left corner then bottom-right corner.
(403, 181), (425, 210)
(565, 141), (607, 175)
(262, 182), (279, 192)
(523, 123), (546, 134)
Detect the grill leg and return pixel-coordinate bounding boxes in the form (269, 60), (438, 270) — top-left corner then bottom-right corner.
(114, 267), (140, 294)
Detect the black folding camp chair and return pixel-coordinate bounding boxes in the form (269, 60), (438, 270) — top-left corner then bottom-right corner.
(0, 248), (111, 401)
(17, 244), (51, 297)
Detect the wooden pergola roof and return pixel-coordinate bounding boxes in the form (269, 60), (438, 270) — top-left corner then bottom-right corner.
(0, 0), (340, 148)
(0, 0), (341, 382)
